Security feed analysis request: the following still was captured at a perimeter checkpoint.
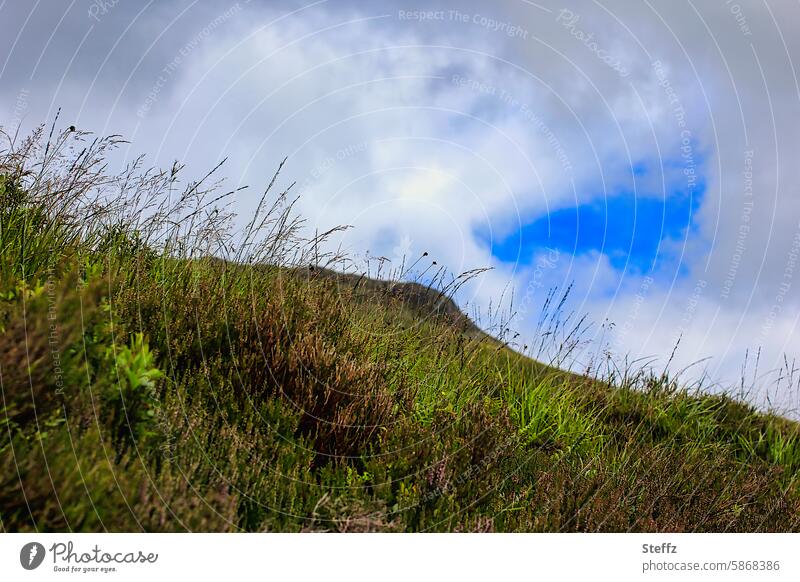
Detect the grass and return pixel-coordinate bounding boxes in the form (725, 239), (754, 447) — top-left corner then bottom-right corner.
(1, 121), (799, 532)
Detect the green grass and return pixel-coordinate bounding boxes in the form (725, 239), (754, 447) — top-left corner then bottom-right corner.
(1, 123), (799, 532)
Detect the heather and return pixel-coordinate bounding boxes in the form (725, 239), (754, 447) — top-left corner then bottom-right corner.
(2, 123), (799, 532)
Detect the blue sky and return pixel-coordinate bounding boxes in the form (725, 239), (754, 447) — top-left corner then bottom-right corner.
(482, 159), (707, 275)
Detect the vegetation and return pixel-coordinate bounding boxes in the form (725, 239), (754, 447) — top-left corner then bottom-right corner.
(1, 122), (799, 532)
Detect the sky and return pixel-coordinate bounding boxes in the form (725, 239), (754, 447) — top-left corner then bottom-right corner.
(2, 0), (800, 412)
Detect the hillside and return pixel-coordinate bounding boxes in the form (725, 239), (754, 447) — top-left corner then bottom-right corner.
(1, 128), (799, 532)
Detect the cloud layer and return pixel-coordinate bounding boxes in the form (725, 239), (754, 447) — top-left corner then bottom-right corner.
(2, 0), (799, 412)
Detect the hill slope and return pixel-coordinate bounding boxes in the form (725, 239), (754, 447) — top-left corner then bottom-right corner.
(2, 129), (799, 532)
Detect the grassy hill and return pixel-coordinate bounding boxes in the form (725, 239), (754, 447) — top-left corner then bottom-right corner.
(1, 125), (799, 532)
